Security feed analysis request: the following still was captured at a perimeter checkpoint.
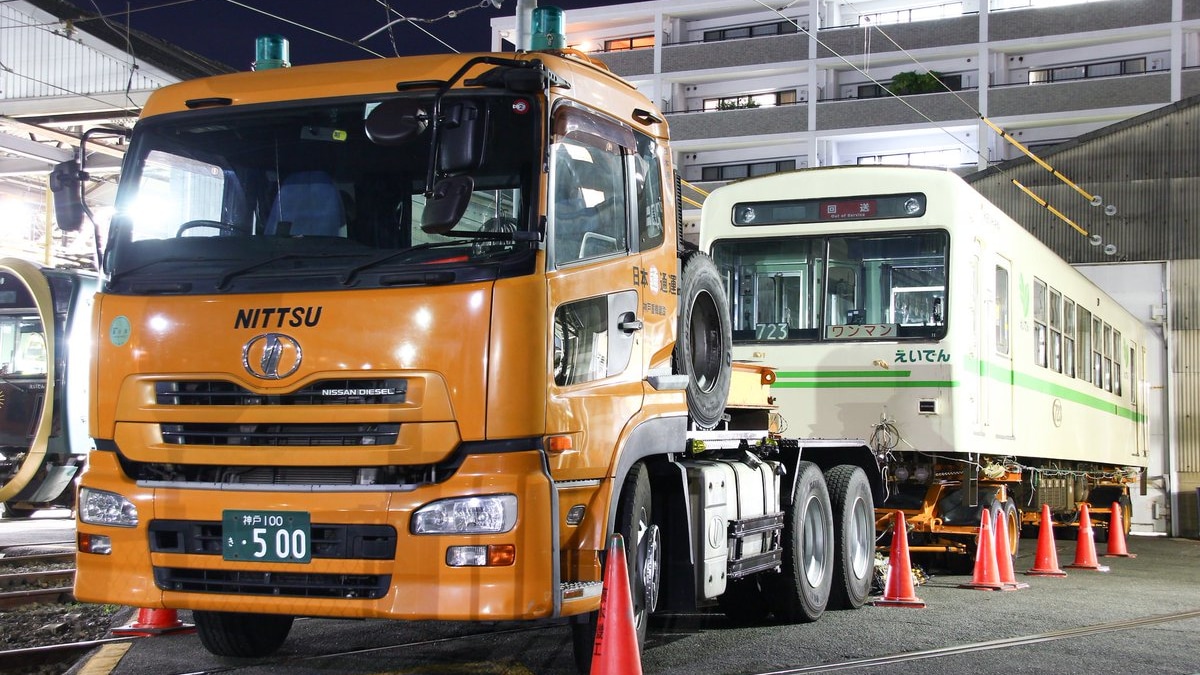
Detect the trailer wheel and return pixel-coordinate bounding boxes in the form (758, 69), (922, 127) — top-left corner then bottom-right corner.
(825, 465), (874, 610)
(571, 463), (660, 674)
(998, 499), (1021, 556)
(194, 611), (293, 658)
(768, 461), (833, 622)
(674, 252), (732, 430)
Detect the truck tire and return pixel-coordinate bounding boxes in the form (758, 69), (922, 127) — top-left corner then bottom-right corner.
(571, 462), (661, 673)
(194, 611), (293, 658)
(824, 465), (874, 610)
(767, 461), (833, 622)
(674, 252), (732, 430)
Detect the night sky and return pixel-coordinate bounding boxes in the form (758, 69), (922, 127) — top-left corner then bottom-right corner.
(64, 0), (616, 70)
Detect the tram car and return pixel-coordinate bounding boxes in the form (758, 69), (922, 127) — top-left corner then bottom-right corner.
(0, 259), (95, 518)
(698, 165), (1148, 553)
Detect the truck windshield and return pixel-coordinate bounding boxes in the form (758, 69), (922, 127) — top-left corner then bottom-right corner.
(711, 230), (949, 342)
(104, 93), (539, 293)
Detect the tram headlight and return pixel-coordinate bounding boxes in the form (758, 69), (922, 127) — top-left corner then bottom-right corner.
(411, 494), (517, 535)
(78, 487), (138, 527)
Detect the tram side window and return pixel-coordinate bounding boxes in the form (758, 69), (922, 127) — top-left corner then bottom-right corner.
(1077, 307), (1092, 382)
(1063, 299), (1076, 378)
(1092, 316), (1103, 388)
(995, 266), (1009, 356)
(1102, 322), (1113, 392)
(1113, 329), (1123, 396)
(1033, 278), (1047, 368)
(1048, 287), (1063, 373)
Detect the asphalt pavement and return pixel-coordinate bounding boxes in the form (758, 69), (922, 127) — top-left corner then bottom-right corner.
(4, 514), (1199, 674)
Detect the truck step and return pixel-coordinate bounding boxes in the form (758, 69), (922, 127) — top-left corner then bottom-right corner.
(560, 580), (603, 602)
(728, 549), (782, 579)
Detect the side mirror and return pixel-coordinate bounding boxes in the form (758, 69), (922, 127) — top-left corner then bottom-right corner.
(49, 161), (85, 233)
(420, 175), (474, 235)
(438, 101), (487, 174)
(364, 100), (428, 146)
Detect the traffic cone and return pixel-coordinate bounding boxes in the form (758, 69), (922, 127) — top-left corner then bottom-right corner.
(993, 508), (1028, 590)
(111, 607), (196, 637)
(1026, 503), (1067, 577)
(590, 533), (642, 675)
(870, 511), (926, 608)
(1064, 503), (1110, 572)
(959, 507), (1009, 590)
(1103, 501), (1136, 558)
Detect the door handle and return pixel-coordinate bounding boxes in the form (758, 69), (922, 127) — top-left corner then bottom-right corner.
(618, 311), (643, 334)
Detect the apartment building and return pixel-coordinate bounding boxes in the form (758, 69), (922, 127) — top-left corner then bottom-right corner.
(491, 0), (1200, 190)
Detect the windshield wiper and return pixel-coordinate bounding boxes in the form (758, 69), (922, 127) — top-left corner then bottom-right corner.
(340, 240), (472, 286)
(216, 254), (304, 291)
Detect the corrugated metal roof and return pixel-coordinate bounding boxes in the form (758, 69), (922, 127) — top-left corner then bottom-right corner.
(965, 93), (1200, 264)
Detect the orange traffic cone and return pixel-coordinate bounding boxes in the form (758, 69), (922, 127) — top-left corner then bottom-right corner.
(111, 607), (196, 637)
(993, 508), (1028, 590)
(1026, 503), (1067, 577)
(1103, 501), (1136, 558)
(590, 533), (642, 675)
(870, 511), (926, 608)
(959, 507), (1010, 590)
(1064, 503), (1110, 572)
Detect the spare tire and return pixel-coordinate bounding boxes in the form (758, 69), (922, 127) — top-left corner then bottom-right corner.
(674, 252), (732, 429)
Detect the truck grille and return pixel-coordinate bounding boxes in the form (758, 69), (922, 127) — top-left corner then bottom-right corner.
(153, 567), (390, 599)
(159, 423), (399, 446)
(156, 378), (407, 406)
(149, 521), (397, 558)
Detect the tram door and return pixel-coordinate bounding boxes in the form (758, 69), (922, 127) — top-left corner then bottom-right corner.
(986, 257), (1015, 440)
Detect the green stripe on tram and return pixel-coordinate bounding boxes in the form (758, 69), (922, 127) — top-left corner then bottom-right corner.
(774, 370), (955, 389)
(774, 361), (1146, 423)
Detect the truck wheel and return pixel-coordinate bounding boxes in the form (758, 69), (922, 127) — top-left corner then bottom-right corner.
(571, 463), (660, 673)
(768, 461), (833, 623)
(674, 252), (732, 430)
(194, 611), (293, 658)
(824, 465), (874, 610)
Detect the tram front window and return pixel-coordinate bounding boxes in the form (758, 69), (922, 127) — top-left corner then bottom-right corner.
(711, 230), (948, 343)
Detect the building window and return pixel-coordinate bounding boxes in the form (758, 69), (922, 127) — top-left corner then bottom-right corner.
(856, 149), (963, 168)
(703, 90), (797, 111)
(701, 160), (796, 182)
(857, 73), (963, 99)
(604, 35), (654, 52)
(858, 2), (964, 25)
(703, 20), (798, 42)
(1028, 57), (1146, 84)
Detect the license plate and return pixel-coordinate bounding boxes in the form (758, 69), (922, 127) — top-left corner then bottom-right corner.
(222, 510), (311, 563)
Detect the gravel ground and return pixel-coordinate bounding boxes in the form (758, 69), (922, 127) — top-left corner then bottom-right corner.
(0, 602), (130, 652)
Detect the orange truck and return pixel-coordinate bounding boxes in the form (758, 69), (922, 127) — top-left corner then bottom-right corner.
(56, 18), (881, 671)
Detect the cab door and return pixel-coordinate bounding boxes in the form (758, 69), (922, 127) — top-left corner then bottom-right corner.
(545, 105), (652, 482)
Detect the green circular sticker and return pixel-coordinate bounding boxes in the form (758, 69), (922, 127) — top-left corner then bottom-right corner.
(109, 316), (131, 347)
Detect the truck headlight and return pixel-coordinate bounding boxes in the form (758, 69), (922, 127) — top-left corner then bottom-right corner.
(411, 495), (517, 534)
(79, 488), (138, 527)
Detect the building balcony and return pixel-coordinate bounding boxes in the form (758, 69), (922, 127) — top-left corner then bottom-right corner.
(816, 15), (977, 61)
(817, 90), (979, 130)
(665, 103), (806, 142)
(988, 0), (1171, 41)
(988, 73), (1170, 118)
